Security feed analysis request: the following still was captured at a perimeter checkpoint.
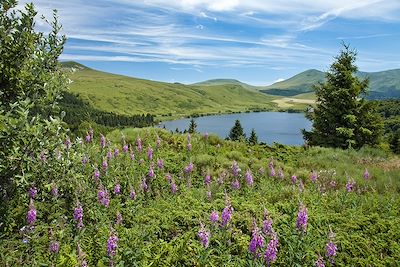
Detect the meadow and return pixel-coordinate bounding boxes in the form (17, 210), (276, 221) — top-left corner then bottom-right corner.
(1, 127), (399, 266)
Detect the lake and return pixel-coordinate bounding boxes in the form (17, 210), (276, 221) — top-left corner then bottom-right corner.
(158, 112), (312, 145)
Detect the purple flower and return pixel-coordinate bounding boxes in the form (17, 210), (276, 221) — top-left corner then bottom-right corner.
(122, 144), (129, 153)
(107, 150), (113, 160)
(49, 241), (60, 254)
(278, 168), (284, 179)
(291, 175), (297, 184)
(249, 224), (264, 256)
(210, 211), (219, 224)
(231, 179), (240, 190)
(315, 255), (326, 267)
(363, 169), (370, 180)
(98, 188), (110, 207)
(28, 187), (37, 199)
(102, 160), (108, 172)
(184, 162), (194, 174)
(147, 147), (153, 160)
(270, 167), (276, 177)
(296, 205), (308, 232)
(170, 181), (177, 194)
(231, 161), (241, 177)
(130, 189), (137, 200)
(245, 170), (254, 186)
(326, 241), (337, 263)
(100, 134), (106, 149)
(81, 156), (88, 166)
(74, 202), (84, 229)
(346, 179), (355, 192)
(130, 152), (135, 161)
(94, 169), (100, 181)
(148, 166), (155, 178)
(187, 143), (192, 151)
(204, 132), (209, 140)
(268, 159), (274, 169)
(157, 159), (164, 169)
(51, 184), (58, 197)
(311, 170), (318, 182)
(116, 212), (123, 225)
(85, 132), (92, 143)
(107, 234), (118, 257)
(165, 173), (172, 183)
(136, 138), (142, 152)
(156, 137), (161, 148)
(221, 205), (233, 227)
(114, 148), (119, 158)
(141, 178), (148, 192)
(27, 201), (37, 225)
(204, 175), (211, 186)
(263, 218), (273, 235)
(114, 183), (121, 195)
(65, 137), (71, 150)
(198, 223), (210, 248)
(264, 234), (279, 265)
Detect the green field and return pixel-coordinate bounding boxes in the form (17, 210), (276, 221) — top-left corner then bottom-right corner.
(65, 62), (280, 120)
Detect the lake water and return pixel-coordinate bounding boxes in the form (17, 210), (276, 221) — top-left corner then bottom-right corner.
(158, 112), (312, 145)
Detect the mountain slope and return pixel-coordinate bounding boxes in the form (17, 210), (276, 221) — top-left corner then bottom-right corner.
(62, 62), (277, 118)
(192, 79), (258, 90)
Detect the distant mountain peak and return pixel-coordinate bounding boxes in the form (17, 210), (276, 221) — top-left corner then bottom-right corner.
(61, 61), (89, 71)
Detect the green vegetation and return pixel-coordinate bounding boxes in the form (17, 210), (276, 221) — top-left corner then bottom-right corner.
(376, 99), (400, 153)
(228, 119), (246, 141)
(304, 44), (383, 149)
(188, 118), (197, 134)
(248, 128), (258, 145)
(65, 63), (278, 120)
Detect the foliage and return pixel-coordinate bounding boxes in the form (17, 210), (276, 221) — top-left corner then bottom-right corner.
(248, 128), (258, 145)
(375, 99), (400, 153)
(188, 118), (197, 134)
(303, 44), (384, 149)
(228, 119), (246, 141)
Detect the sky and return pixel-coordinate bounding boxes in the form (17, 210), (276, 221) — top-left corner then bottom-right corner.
(18, 0), (400, 85)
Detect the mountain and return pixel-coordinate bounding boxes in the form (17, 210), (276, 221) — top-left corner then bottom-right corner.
(261, 69), (400, 99)
(192, 79), (258, 90)
(61, 62), (277, 119)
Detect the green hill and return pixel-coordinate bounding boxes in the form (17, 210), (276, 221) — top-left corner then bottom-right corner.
(62, 62), (277, 119)
(192, 79), (258, 90)
(260, 69), (400, 99)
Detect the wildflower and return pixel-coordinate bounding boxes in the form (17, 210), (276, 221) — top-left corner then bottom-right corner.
(187, 143), (192, 151)
(40, 151), (47, 162)
(165, 173), (172, 183)
(141, 178), (148, 192)
(81, 156), (88, 166)
(264, 234), (279, 265)
(122, 144), (128, 153)
(130, 152), (135, 161)
(231, 179), (241, 190)
(291, 174), (297, 184)
(107, 233), (118, 257)
(100, 134), (106, 149)
(184, 162), (194, 174)
(107, 150), (113, 160)
(147, 147), (153, 160)
(130, 189), (136, 200)
(49, 241), (60, 254)
(102, 159), (108, 172)
(51, 184), (58, 197)
(156, 136), (161, 148)
(114, 147), (119, 158)
(326, 240), (337, 264)
(363, 169), (370, 180)
(77, 243), (87, 267)
(232, 161), (241, 177)
(299, 180), (305, 191)
(85, 132), (92, 143)
(116, 212), (123, 225)
(157, 159), (164, 169)
(296, 205), (308, 232)
(221, 205), (233, 227)
(315, 255), (325, 267)
(249, 222), (264, 257)
(198, 223), (210, 248)
(65, 137), (71, 150)
(136, 138), (142, 152)
(270, 167), (276, 177)
(268, 159), (274, 169)
(311, 170), (318, 182)
(187, 133), (191, 142)
(204, 174), (211, 186)
(210, 211), (219, 224)
(94, 168), (100, 181)
(28, 187), (37, 199)
(27, 200), (37, 225)
(346, 179), (355, 192)
(278, 168), (284, 179)
(245, 170), (254, 186)
(74, 202), (84, 229)
(263, 210), (273, 235)
(98, 188), (110, 207)
(148, 165), (155, 178)
(170, 181), (177, 194)
(114, 183), (121, 195)
(204, 132), (209, 140)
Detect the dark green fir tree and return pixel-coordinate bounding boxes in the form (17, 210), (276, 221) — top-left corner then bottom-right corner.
(248, 128), (258, 145)
(188, 118), (197, 134)
(228, 119), (246, 141)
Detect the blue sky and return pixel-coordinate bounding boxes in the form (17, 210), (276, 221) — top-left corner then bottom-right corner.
(19, 0), (400, 85)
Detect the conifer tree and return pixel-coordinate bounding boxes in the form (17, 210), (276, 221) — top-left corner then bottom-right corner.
(188, 118), (197, 133)
(228, 119), (246, 141)
(248, 128), (258, 145)
(303, 44), (383, 149)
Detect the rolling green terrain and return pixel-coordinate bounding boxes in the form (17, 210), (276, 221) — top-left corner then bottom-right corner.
(192, 79), (258, 90)
(64, 62), (278, 120)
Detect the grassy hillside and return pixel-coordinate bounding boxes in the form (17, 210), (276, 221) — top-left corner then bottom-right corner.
(64, 62), (278, 120)
(192, 79), (258, 90)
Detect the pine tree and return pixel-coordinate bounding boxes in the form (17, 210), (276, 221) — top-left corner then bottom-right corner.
(188, 118), (197, 134)
(248, 128), (258, 145)
(228, 119), (246, 141)
(303, 44), (383, 149)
